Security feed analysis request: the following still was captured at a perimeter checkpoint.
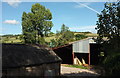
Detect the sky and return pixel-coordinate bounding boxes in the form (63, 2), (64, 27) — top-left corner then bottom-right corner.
(1, 1), (107, 35)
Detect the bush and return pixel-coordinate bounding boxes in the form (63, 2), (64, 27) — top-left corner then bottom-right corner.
(103, 53), (120, 76)
(38, 37), (46, 45)
(75, 34), (87, 40)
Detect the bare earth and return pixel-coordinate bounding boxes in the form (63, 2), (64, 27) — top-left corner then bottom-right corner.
(61, 66), (100, 77)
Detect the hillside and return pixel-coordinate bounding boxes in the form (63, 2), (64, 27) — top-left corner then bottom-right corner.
(0, 32), (98, 44)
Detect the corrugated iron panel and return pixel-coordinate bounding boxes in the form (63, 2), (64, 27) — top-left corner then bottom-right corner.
(73, 39), (89, 53)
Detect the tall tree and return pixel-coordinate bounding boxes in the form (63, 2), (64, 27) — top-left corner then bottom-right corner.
(50, 24), (74, 47)
(22, 3), (53, 44)
(61, 24), (69, 33)
(96, 2), (120, 54)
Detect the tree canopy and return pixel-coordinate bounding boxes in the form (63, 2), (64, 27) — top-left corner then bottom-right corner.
(50, 24), (74, 47)
(96, 2), (120, 76)
(22, 3), (53, 44)
(96, 2), (120, 54)
(60, 24), (69, 33)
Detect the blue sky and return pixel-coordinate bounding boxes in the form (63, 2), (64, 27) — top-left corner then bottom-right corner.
(2, 2), (106, 35)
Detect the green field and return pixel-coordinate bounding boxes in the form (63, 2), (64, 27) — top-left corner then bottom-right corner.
(1, 32), (98, 44)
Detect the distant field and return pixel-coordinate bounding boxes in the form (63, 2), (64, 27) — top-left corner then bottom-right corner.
(1, 32), (98, 43)
(74, 32), (98, 37)
(1, 36), (22, 43)
(44, 36), (56, 42)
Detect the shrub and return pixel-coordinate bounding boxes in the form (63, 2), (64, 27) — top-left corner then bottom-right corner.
(75, 34), (87, 40)
(103, 53), (120, 76)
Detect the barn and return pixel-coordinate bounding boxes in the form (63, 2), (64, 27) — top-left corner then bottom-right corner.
(53, 37), (102, 65)
(2, 44), (62, 77)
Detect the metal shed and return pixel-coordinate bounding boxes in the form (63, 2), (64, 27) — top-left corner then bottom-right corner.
(53, 38), (101, 65)
(2, 44), (62, 77)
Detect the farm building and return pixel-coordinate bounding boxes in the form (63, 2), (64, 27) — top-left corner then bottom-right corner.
(2, 44), (62, 77)
(52, 37), (102, 65)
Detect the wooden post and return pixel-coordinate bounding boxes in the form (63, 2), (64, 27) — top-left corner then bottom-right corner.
(88, 53), (90, 65)
(72, 44), (74, 64)
(72, 52), (74, 64)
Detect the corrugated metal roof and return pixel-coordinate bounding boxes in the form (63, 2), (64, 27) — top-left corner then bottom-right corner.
(69, 37), (96, 44)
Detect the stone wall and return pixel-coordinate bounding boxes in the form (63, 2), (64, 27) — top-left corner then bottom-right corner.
(2, 62), (61, 78)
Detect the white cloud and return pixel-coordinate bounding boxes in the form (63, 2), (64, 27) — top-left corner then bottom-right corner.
(73, 0), (100, 14)
(74, 2), (91, 8)
(3, 20), (19, 24)
(69, 25), (97, 33)
(3, 0), (21, 7)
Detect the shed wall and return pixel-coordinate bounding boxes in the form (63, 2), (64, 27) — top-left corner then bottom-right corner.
(73, 39), (89, 53)
(2, 62), (61, 77)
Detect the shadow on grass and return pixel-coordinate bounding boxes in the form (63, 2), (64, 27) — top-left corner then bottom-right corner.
(60, 71), (100, 78)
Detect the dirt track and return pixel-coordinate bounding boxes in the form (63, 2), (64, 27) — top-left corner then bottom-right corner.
(61, 66), (100, 76)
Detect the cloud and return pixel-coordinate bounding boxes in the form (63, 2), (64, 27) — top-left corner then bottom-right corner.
(3, 20), (19, 24)
(3, 0), (21, 7)
(74, 2), (91, 8)
(69, 25), (97, 33)
(73, 0), (100, 14)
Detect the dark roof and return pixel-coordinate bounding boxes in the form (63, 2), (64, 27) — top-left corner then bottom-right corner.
(2, 44), (61, 69)
(52, 44), (72, 50)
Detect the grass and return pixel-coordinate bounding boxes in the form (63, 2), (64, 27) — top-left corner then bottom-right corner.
(85, 33), (98, 37)
(74, 32), (98, 37)
(2, 36), (22, 43)
(44, 36), (56, 42)
(63, 64), (88, 69)
(1, 32), (98, 43)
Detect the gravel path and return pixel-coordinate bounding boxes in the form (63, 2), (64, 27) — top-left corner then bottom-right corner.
(61, 66), (100, 76)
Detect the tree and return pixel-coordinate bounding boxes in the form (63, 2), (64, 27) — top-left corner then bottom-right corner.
(48, 32), (54, 37)
(50, 24), (74, 47)
(96, 2), (120, 76)
(61, 30), (74, 42)
(22, 3), (53, 44)
(61, 24), (69, 33)
(96, 2), (120, 54)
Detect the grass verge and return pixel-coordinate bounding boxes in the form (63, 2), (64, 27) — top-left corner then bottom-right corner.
(64, 64), (88, 69)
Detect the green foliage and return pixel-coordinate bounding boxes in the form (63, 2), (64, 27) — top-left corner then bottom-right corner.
(74, 31), (92, 34)
(23, 31), (37, 44)
(96, 2), (120, 76)
(50, 39), (57, 47)
(103, 53), (120, 76)
(75, 34), (87, 40)
(48, 32), (54, 37)
(50, 24), (75, 47)
(2, 34), (14, 37)
(96, 2), (120, 51)
(22, 3), (53, 44)
(38, 37), (46, 45)
(60, 24), (69, 33)
(61, 30), (74, 42)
